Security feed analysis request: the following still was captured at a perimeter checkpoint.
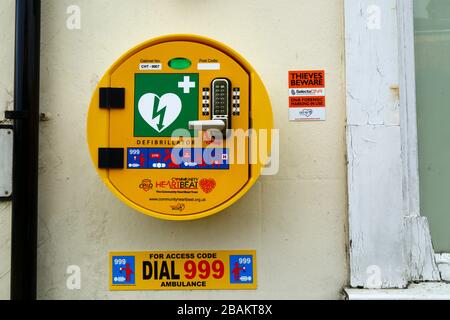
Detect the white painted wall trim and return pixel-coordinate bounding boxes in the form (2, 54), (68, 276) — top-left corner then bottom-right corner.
(345, 283), (450, 300)
(436, 254), (450, 282)
(344, 0), (440, 289)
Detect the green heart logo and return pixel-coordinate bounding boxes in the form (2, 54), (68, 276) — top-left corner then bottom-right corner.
(138, 93), (182, 132)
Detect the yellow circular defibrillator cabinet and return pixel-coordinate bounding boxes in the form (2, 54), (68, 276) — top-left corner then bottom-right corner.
(87, 35), (273, 220)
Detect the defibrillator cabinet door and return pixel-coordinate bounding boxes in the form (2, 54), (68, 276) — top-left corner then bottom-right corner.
(107, 40), (250, 218)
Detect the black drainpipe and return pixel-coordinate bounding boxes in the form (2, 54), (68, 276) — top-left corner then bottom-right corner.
(5, 0), (41, 300)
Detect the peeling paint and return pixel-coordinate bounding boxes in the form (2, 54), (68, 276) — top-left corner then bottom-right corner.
(435, 254), (450, 282)
(404, 216), (440, 281)
(345, 0), (440, 289)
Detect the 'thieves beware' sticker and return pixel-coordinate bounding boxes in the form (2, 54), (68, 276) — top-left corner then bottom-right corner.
(288, 70), (326, 121)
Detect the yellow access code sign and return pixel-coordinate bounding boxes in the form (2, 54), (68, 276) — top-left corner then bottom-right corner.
(109, 250), (257, 290)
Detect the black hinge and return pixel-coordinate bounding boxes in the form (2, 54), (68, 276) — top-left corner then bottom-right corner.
(99, 88), (125, 109)
(98, 148), (124, 169)
(4, 110), (29, 120)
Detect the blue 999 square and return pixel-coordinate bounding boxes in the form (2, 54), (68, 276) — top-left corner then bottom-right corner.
(112, 256), (135, 285)
(229, 255), (254, 284)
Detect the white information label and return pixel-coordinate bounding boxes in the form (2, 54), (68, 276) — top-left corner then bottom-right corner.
(139, 63), (162, 71)
(197, 63), (221, 70)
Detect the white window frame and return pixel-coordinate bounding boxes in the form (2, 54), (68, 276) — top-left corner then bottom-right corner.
(344, 0), (450, 295)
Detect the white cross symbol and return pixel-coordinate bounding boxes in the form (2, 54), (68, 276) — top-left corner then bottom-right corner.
(178, 76), (196, 94)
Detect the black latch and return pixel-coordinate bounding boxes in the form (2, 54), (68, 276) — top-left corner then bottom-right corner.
(98, 148), (124, 169)
(99, 88), (125, 109)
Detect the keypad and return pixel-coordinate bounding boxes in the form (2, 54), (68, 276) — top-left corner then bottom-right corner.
(212, 79), (230, 117)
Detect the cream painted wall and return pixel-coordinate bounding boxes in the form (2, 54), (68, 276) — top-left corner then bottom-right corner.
(0, 0), (347, 299)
